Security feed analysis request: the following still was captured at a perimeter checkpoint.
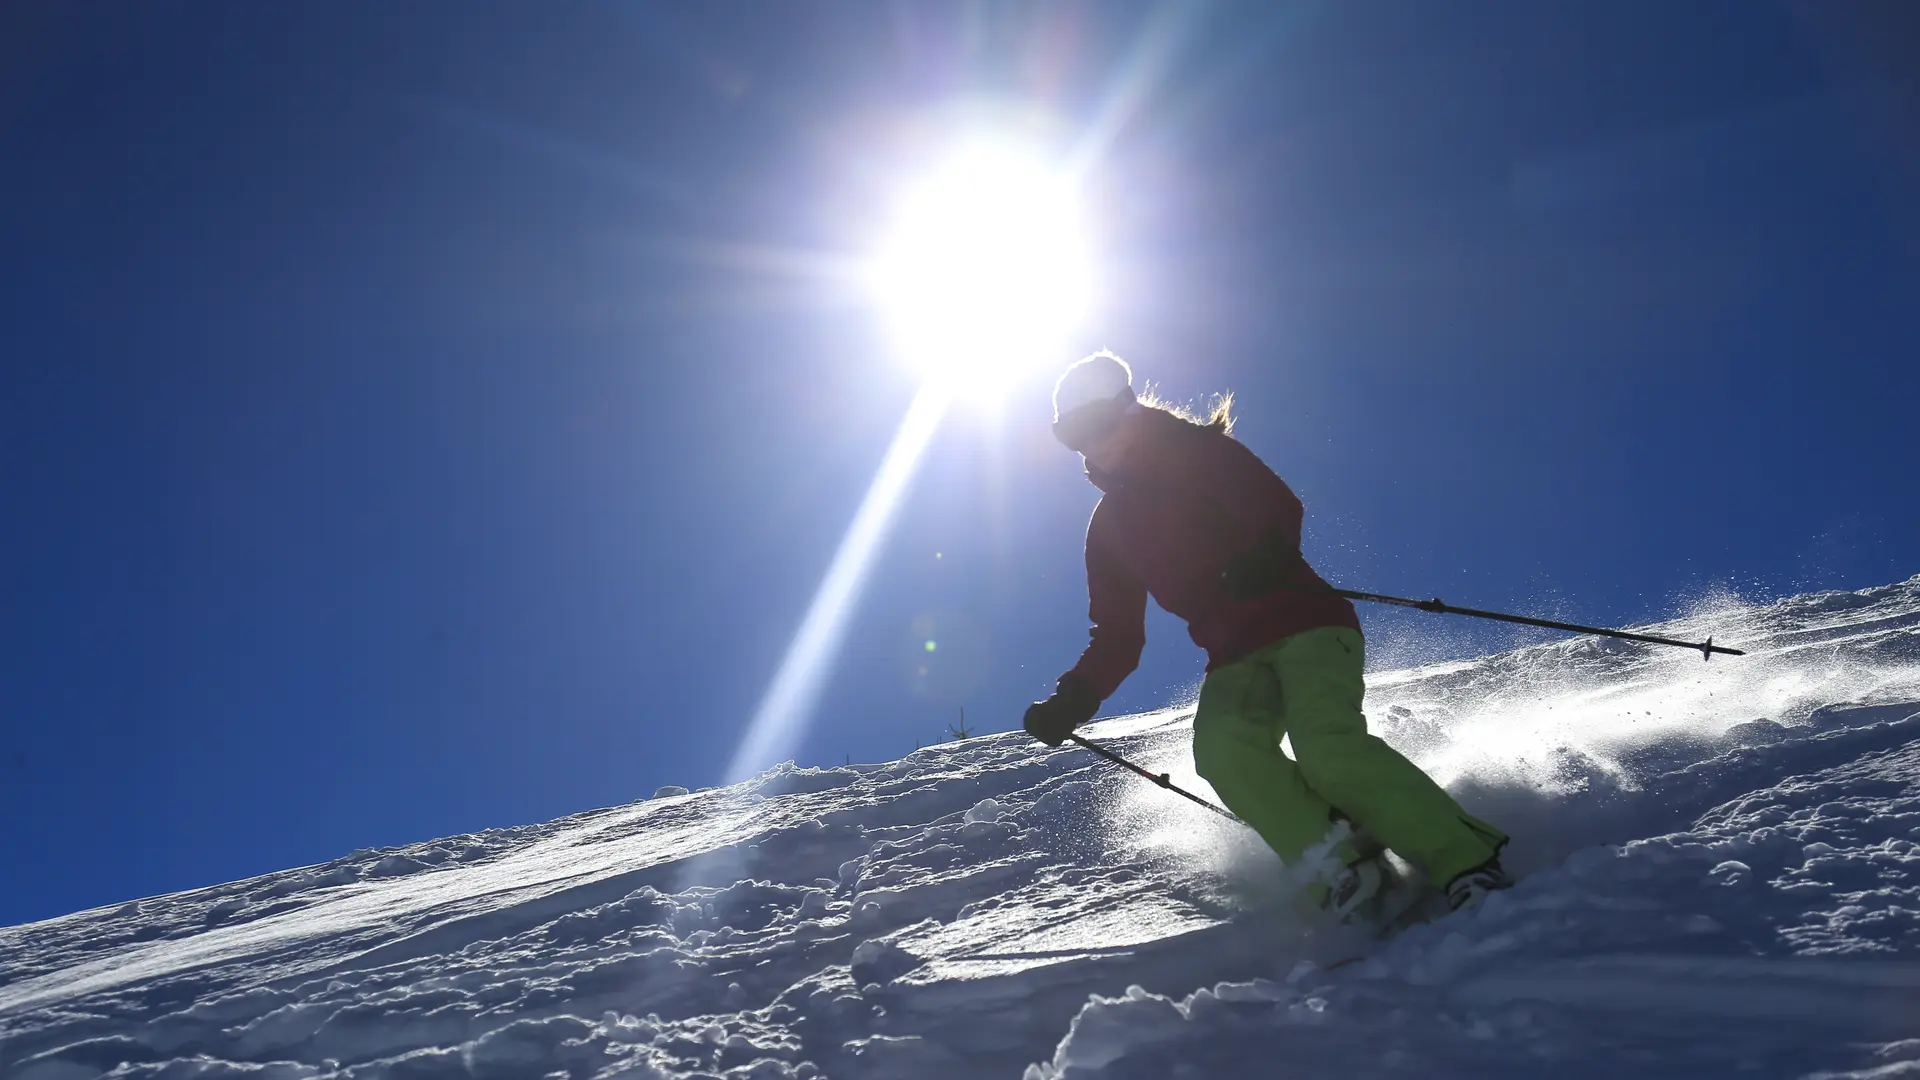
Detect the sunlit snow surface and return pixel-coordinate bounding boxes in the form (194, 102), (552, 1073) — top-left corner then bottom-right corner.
(7, 579), (1920, 1079)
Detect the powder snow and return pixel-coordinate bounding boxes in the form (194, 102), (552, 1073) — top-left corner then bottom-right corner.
(5, 578), (1920, 1078)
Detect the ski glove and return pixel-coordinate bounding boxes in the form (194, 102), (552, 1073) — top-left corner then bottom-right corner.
(1220, 528), (1302, 600)
(1023, 675), (1101, 746)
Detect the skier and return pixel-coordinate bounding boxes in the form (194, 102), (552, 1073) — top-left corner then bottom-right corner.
(1023, 351), (1514, 917)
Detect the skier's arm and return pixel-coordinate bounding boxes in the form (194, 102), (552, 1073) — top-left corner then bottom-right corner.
(1064, 509), (1147, 701)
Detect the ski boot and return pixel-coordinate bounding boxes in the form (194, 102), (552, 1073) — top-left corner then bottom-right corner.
(1444, 858), (1516, 912)
(1322, 856), (1387, 922)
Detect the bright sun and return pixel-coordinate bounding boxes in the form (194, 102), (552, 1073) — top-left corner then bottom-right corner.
(868, 140), (1095, 396)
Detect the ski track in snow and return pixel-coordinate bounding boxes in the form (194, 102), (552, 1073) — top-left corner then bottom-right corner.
(6, 578), (1920, 1079)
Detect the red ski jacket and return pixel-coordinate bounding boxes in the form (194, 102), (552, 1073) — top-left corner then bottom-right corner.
(1064, 406), (1360, 700)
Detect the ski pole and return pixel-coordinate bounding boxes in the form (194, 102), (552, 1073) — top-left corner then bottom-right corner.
(1330, 588), (1744, 660)
(1066, 733), (1241, 822)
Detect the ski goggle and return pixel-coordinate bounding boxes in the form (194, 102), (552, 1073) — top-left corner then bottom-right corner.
(1051, 393), (1134, 452)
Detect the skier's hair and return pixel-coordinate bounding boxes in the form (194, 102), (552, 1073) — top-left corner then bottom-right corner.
(1137, 384), (1236, 438)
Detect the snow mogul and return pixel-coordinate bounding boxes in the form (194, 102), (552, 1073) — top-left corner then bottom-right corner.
(1024, 351), (1514, 918)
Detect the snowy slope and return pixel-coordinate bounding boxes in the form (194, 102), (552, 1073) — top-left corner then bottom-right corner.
(5, 578), (1920, 1080)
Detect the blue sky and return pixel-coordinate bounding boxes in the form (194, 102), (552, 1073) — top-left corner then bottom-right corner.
(2, 2), (1916, 927)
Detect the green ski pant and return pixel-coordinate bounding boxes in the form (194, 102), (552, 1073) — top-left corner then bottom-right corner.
(1191, 626), (1506, 887)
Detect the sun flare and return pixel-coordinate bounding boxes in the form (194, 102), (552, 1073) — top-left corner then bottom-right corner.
(869, 140), (1095, 397)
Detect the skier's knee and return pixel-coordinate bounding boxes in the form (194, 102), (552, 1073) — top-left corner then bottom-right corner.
(1191, 738), (1227, 784)
(1283, 704), (1368, 743)
(1288, 731), (1379, 792)
(1191, 726), (1245, 784)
